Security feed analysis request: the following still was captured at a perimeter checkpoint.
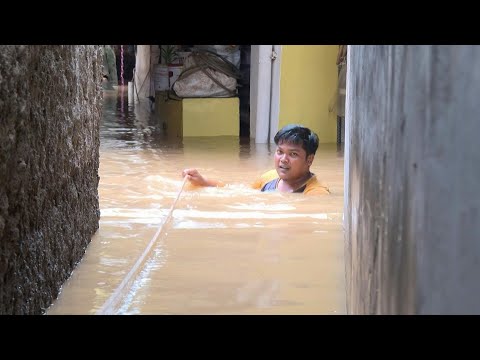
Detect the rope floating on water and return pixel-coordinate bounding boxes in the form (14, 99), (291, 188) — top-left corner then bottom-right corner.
(96, 176), (188, 315)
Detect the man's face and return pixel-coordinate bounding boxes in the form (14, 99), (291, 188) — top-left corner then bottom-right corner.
(274, 141), (314, 181)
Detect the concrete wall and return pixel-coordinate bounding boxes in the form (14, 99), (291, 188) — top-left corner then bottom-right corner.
(345, 45), (480, 314)
(279, 45), (338, 143)
(0, 45), (102, 314)
(102, 45), (117, 86)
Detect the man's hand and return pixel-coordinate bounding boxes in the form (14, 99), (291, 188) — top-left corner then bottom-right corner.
(182, 168), (224, 188)
(182, 168), (209, 187)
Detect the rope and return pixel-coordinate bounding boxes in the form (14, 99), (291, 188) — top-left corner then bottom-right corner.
(96, 176), (188, 315)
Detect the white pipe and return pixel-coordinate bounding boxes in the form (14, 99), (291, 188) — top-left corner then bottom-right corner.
(269, 45), (282, 143)
(253, 45), (273, 143)
(128, 81), (134, 105)
(343, 46), (351, 225)
(134, 45), (151, 104)
(249, 46), (259, 139)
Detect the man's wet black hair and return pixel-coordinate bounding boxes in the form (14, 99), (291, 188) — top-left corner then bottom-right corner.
(274, 124), (319, 156)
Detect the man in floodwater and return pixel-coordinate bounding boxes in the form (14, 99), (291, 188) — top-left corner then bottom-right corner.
(182, 124), (330, 195)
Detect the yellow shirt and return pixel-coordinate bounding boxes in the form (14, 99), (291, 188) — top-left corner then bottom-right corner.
(251, 169), (330, 195)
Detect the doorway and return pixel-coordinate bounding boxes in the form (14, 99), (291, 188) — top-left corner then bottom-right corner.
(114, 45), (136, 84)
(239, 45), (251, 138)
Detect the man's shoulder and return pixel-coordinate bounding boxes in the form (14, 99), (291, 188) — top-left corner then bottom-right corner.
(304, 175), (330, 195)
(260, 169), (278, 181)
(251, 169), (278, 189)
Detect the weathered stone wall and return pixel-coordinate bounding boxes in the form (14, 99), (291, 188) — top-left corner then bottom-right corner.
(344, 45), (480, 314)
(0, 45), (102, 314)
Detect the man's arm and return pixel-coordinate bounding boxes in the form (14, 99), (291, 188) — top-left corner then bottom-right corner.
(182, 168), (225, 187)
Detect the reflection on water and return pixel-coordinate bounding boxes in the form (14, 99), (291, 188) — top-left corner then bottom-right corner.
(99, 87), (172, 150)
(47, 87), (346, 315)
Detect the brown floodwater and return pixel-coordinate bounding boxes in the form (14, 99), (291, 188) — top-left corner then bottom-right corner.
(47, 88), (346, 315)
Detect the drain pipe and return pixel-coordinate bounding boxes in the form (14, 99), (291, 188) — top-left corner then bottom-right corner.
(133, 45), (151, 104)
(253, 45), (273, 143)
(268, 45), (281, 143)
(253, 45), (281, 143)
